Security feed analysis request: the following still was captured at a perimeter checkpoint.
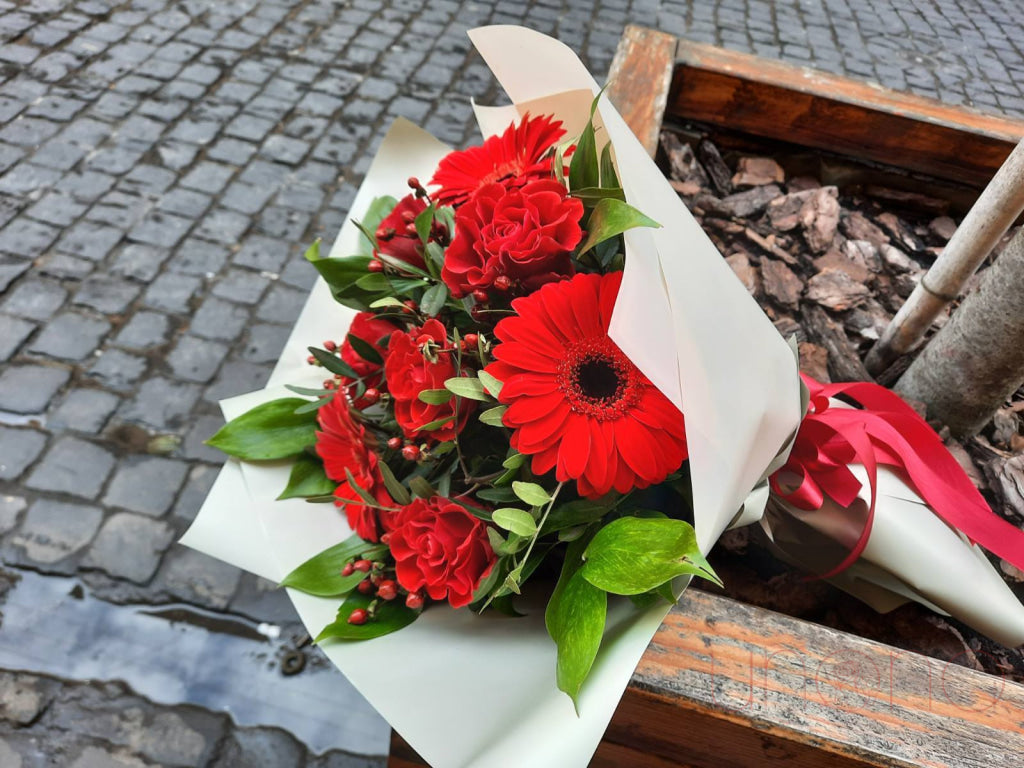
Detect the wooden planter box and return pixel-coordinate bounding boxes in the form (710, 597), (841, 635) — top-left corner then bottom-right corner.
(388, 26), (1024, 768)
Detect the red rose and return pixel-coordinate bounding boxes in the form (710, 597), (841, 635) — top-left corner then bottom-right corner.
(441, 180), (583, 299)
(340, 311), (396, 407)
(384, 319), (472, 442)
(375, 194), (427, 270)
(388, 496), (496, 608)
(315, 394), (394, 541)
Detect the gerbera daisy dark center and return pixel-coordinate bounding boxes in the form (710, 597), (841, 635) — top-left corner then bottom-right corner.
(559, 337), (642, 420)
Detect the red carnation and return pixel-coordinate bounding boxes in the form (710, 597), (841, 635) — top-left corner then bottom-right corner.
(388, 496), (496, 608)
(441, 180), (582, 299)
(375, 194), (427, 270)
(315, 394), (394, 541)
(429, 114), (565, 207)
(339, 312), (396, 407)
(485, 272), (688, 497)
(384, 319), (472, 442)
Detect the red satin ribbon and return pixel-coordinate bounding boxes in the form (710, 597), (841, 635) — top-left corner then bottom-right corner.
(770, 374), (1024, 578)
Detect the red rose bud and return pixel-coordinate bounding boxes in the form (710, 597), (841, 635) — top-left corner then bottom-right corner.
(323, 340), (337, 351)
(362, 387), (380, 405)
(387, 437), (403, 450)
(341, 562), (355, 577)
(377, 580), (398, 601)
(353, 559), (372, 572)
(347, 608), (368, 625)
(472, 289), (489, 304)
(357, 578), (374, 594)
(405, 591), (424, 610)
(367, 258), (384, 272)
(494, 275), (512, 291)
(401, 444), (421, 461)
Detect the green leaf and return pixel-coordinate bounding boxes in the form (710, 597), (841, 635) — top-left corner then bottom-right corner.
(512, 481), (550, 507)
(292, 397), (331, 415)
(477, 369), (504, 398)
(540, 499), (608, 535)
(346, 332), (383, 365)
(578, 198), (660, 255)
(417, 388), (453, 405)
(355, 272), (392, 292)
(206, 399), (318, 460)
(377, 461), (412, 506)
(308, 347), (359, 379)
(568, 93), (603, 192)
(477, 487), (519, 503)
(369, 297), (407, 309)
(420, 282), (448, 317)
(600, 142), (619, 188)
(479, 405), (507, 427)
(502, 453), (526, 470)
(408, 476), (435, 499)
(355, 195), (399, 255)
(286, 384), (335, 397)
(280, 535), (385, 596)
(277, 454), (337, 500)
(344, 468), (383, 508)
(444, 376), (490, 401)
(315, 589), (419, 642)
(305, 252), (371, 289)
(418, 414), (454, 431)
(303, 239), (321, 262)
(545, 537), (607, 711)
(580, 517), (722, 595)
(570, 186), (626, 204)
(424, 242), (445, 278)
(414, 203), (435, 244)
(492, 508), (537, 537)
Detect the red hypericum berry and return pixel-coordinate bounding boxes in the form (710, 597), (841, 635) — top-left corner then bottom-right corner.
(404, 222), (418, 236)
(323, 340), (337, 352)
(348, 608), (368, 625)
(357, 578), (374, 594)
(472, 289), (489, 304)
(401, 210), (416, 224)
(407, 176), (420, 189)
(377, 580), (397, 601)
(494, 275), (512, 291)
(405, 592), (424, 610)
(341, 562), (355, 577)
(367, 259), (384, 273)
(370, 573), (383, 587)
(402, 444), (421, 461)
(353, 559), (372, 572)
(387, 436), (402, 450)
(403, 300), (417, 313)
(380, 532), (391, 545)
(462, 333), (479, 349)
(307, 355), (317, 365)
(362, 387), (380, 405)
(323, 379), (336, 390)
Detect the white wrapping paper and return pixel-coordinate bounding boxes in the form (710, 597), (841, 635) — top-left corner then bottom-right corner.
(183, 26), (805, 768)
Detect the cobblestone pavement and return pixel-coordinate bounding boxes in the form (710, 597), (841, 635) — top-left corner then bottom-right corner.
(1, 0), (1023, 763)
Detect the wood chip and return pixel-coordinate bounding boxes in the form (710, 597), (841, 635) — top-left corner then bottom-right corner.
(805, 268), (870, 311)
(731, 156), (785, 188)
(760, 258), (803, 308)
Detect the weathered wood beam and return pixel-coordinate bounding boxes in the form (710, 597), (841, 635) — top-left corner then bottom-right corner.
(668, 40), (1024, 187)
(604, 24), (678, 157)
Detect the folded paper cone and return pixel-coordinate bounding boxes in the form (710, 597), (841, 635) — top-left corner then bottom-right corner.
(183, 25), (804, 768)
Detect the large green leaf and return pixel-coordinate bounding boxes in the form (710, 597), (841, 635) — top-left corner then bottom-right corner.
(280, 535), (386, 596)
(206, 398), (318, 460)
(545, 537), (607, 711)
(577, 198), (660, 255)
(420, 282), (448, 317)
(568, 94), (602, 191)
(315, 589), (419, 642)
(580, 517), (722, 595)
(277, 454), (336, 500)
(539, 498), (608, 535)
(305, 252), (372, 289)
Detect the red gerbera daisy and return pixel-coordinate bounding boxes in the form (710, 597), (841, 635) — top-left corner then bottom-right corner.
(315, 394), (394, 541)
(485, 272), (688, 497)
(429, 113), (565, 207)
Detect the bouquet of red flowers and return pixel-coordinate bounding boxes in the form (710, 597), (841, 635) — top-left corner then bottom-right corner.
(205, 99), (720, 705)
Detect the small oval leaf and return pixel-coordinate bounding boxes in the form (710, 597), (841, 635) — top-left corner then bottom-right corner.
(512, 481), (550, 508)
(492, 508), (538, 537)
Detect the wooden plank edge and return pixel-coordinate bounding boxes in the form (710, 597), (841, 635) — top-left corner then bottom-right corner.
(604, 24), (677, 157)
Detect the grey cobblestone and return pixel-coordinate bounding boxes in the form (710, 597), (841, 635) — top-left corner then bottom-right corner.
(27, 312), (110, 361)
(25, 437), (115, 499)
(10, 499), (103, 568)
(103, 456), (189, 518)
(0, 427), (46, 481)
(0, 364), (70, 414)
